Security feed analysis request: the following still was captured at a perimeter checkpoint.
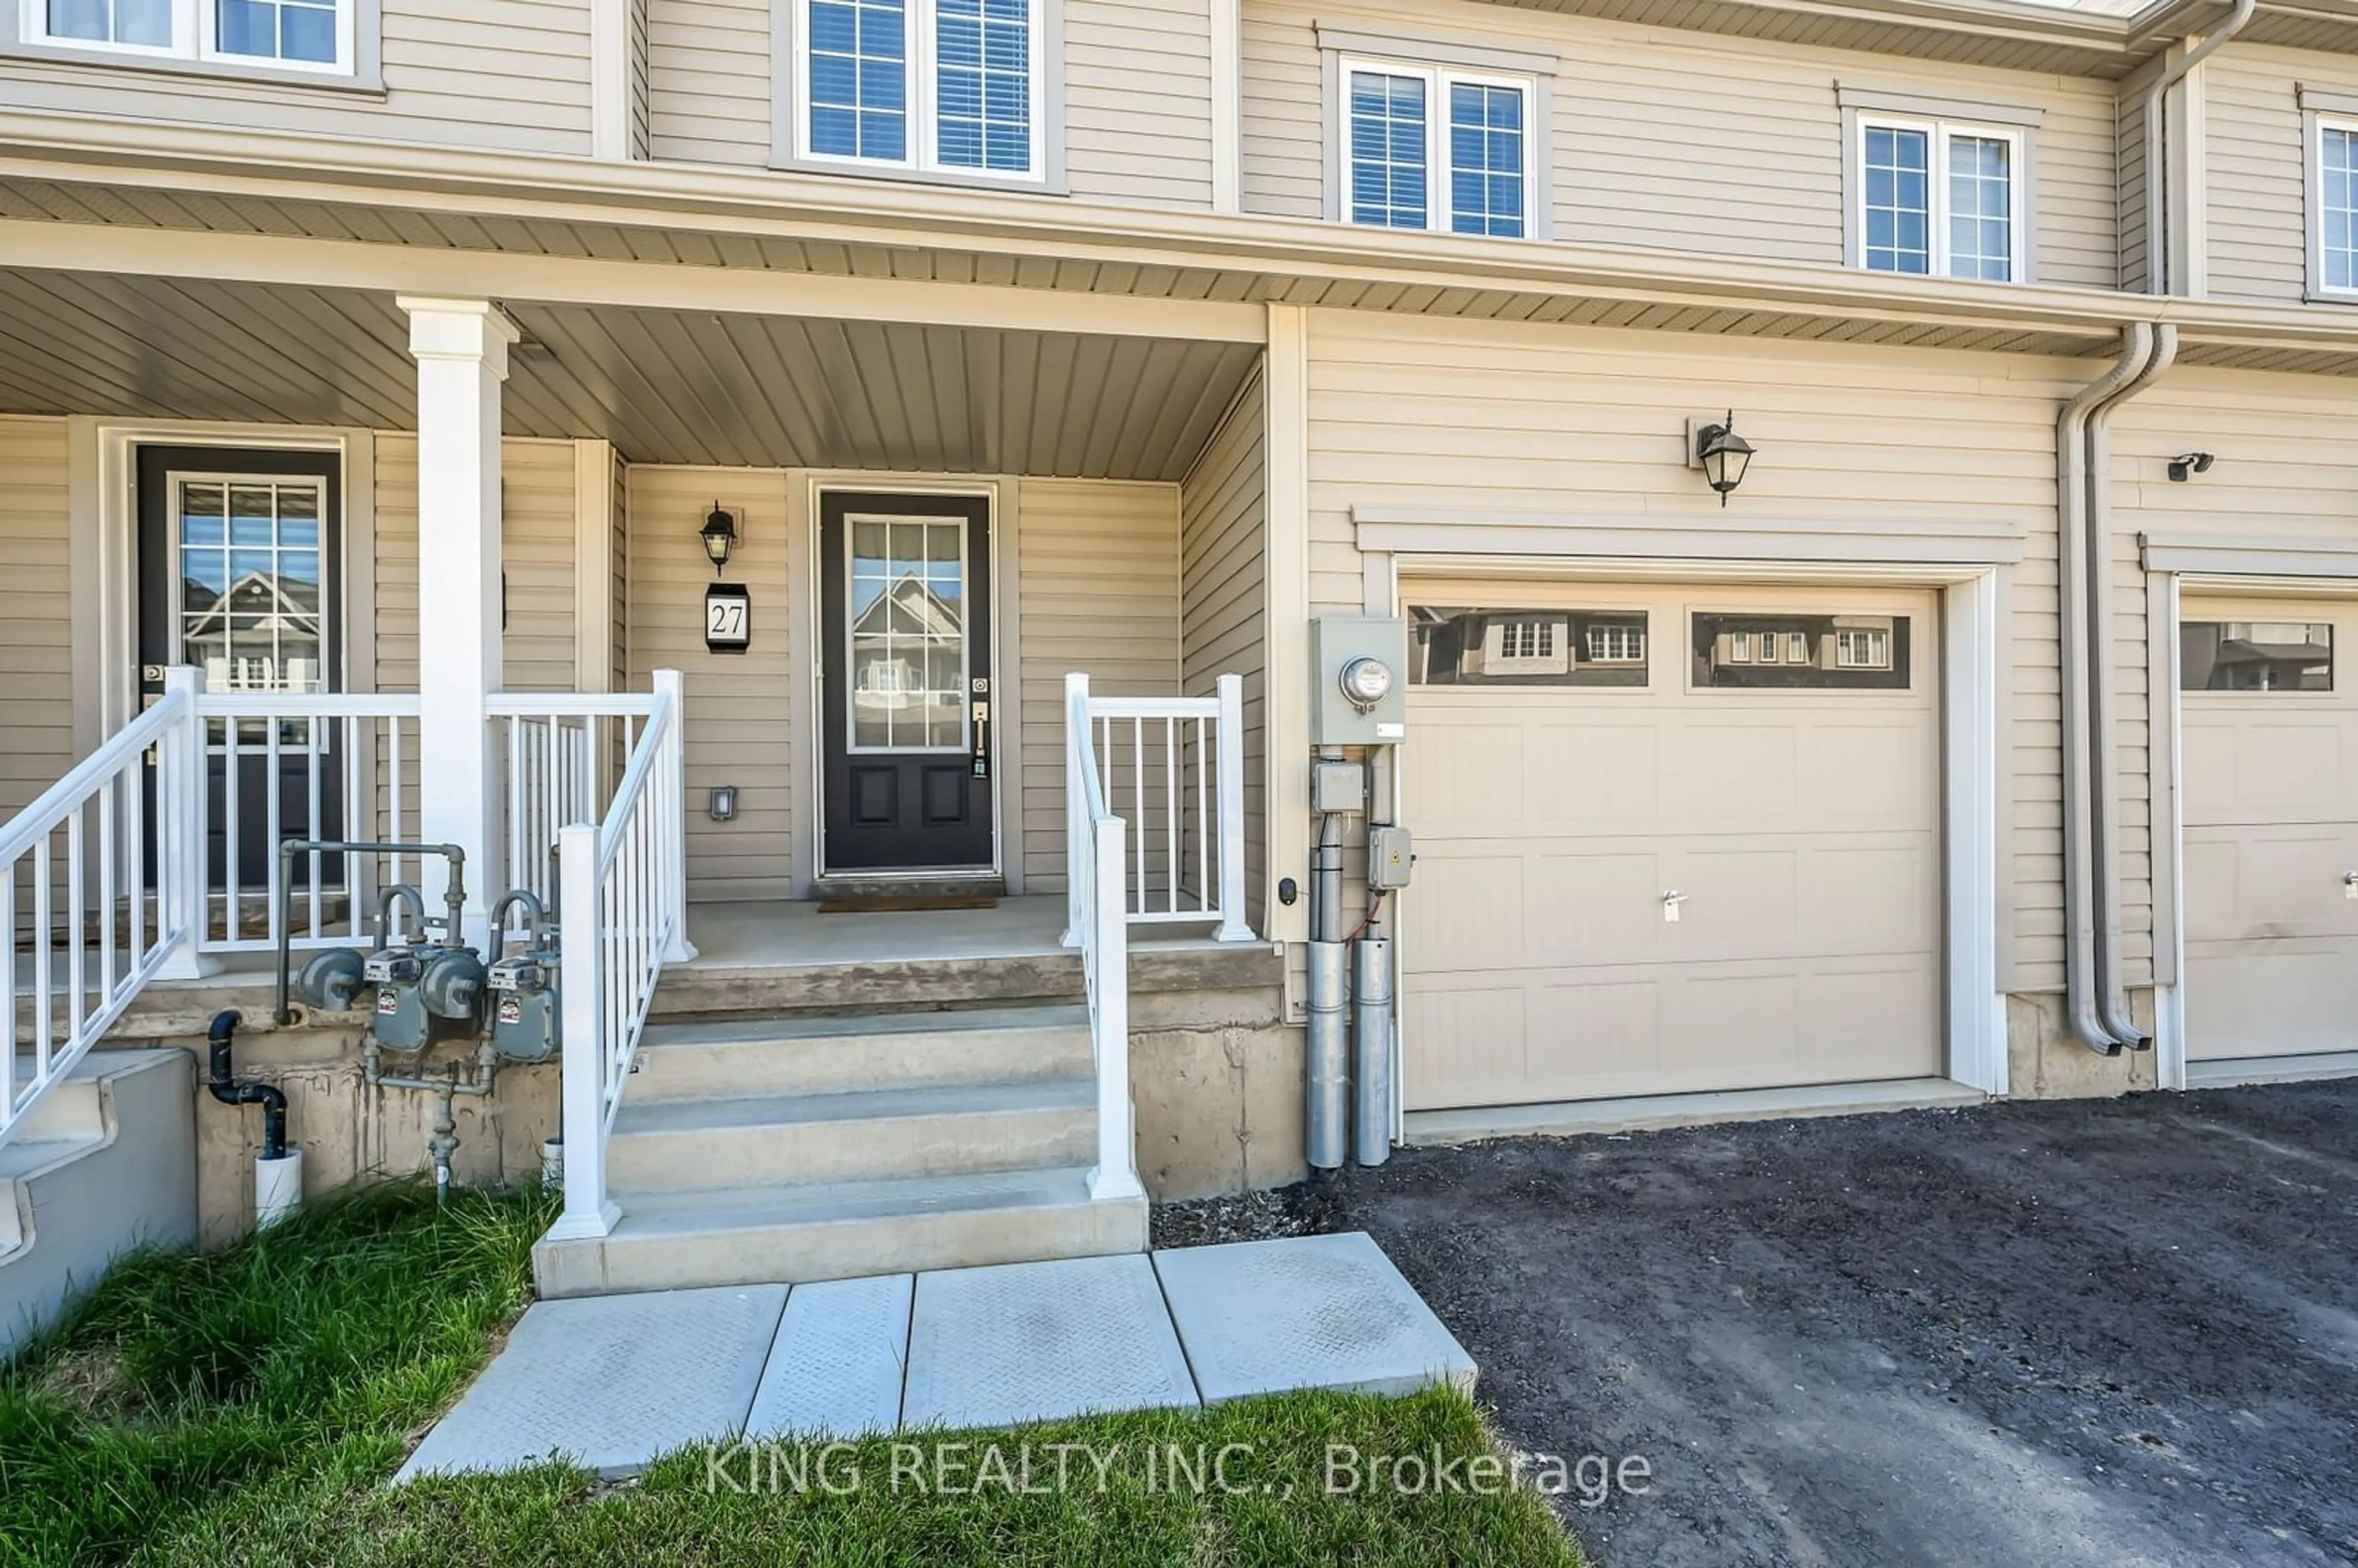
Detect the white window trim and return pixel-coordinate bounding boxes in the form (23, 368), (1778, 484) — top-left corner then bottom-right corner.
(780, 0), (1050, 187)
(1848, 112), (2028, 284)
(2306, 112), (2358, 301)
(15, 0), (359, 76)
(1336, 53), (1541, 239)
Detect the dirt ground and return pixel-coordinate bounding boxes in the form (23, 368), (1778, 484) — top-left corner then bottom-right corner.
(1161, 1081), (2358, 1567)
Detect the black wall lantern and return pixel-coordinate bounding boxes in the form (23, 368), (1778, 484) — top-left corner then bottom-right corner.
(1692, 411), (1755, 506)
(699, 502), (737, 574)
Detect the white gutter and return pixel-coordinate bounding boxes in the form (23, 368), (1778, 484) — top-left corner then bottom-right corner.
(2143, 0), (2255, 295)
(2057, 320), (2176, 1054)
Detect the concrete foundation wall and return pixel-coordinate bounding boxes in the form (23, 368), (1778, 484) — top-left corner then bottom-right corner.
(1129, 983), (1304, 1200)
(2005, 990), (2161, 1101)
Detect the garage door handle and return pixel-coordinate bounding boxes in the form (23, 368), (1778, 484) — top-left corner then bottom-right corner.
(1662, 890), (1688, 923)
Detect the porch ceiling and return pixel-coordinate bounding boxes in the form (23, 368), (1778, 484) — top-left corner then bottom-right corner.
(0, 267), (1262, 479)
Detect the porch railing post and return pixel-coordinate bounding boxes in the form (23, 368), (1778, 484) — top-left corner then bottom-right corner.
(1212, 672), (1255, 942)
(1089, 813), (1145, 1202)
(1060, 672), (1090, 950)
(154, 666), (218, 981)
(548, 820), (617, 1240)
(652, 669), (696, 963)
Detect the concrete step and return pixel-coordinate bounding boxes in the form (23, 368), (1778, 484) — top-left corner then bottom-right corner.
(1, 1049), (196, 1354)
(626, 1004), (1094, 1101)
(604, 1077), (1099, 1192)
(534, 1166), (1149, 1298)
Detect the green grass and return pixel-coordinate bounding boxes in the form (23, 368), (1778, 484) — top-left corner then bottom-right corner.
(0, 1186), (1580, 1568)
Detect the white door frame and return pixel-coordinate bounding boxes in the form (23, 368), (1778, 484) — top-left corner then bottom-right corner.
(795, 473), (1010, 891)
(2144, 563), (2358, 1090)
(1378, 553), (2010, 1109)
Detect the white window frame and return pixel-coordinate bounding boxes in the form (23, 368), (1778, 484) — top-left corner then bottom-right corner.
(1337, 53), (1539, 238)
(1835, 627), (1892, 670)
(788, 0), (1048, 185)
(2310, 114), (2358, 300)
(18, 0), (357, 75)
(1853, 114), (2026, 283)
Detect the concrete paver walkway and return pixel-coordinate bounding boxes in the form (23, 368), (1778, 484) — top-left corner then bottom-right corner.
(400, 1232), (1474, 1480)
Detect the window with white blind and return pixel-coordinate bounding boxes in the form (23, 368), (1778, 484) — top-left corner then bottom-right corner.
(792, 0), (1046, 182)
(1340, 56), (1537, 238)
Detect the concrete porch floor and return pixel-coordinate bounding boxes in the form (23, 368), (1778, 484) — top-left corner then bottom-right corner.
(681, 895), (1246, 971)
(398, 1232), (1475, 1480)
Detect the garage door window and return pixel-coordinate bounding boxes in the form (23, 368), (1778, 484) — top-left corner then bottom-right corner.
(1411, 606), (1648, 686)
(1692, 612), (1911, 689)
(2181, 619), (2332, 693)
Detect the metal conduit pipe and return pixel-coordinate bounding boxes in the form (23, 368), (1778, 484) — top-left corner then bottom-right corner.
(1305, 748), (1351, 1171)
(1352, 753), (1395, 1167)
(2142, 0), (2254, 296)
(2087, 321), (2178, 1050)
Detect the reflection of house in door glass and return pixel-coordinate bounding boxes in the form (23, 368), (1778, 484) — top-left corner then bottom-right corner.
(2180, 620), (2333, 692)
(178, 479), (326, 696)
(1408, 606), (1649, 686)
(849, 516), (968, 749)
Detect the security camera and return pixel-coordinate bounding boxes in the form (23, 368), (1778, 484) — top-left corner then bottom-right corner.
(2168, 452), (2215, 483)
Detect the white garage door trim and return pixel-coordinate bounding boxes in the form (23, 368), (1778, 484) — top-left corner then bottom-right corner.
(1378, 555), (2007, 1125)
(2148, 562), (2358, 1091)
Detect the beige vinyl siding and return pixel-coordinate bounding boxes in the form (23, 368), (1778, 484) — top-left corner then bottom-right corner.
(0, 0), (593, 155)
(0, 416), (72, 821)
(372, 437), (583, 693)
(2206, 49), (2323, 305)
(612, 448), (632, 693)
(647, 0), (769, 165)
(1243, 0), (2120, 285)
(2117, 88), (2150, 292)
(1178, 375), (1267, 928)
(629, 0), (653, 158)
(1018, 478), (1183, 891)
(626, 465), (795, 902)
(1067, 0), (1215, 207)
(1303, 309), (2084, 993)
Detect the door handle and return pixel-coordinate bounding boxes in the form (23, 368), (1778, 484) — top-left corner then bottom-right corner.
(1662, 890), (1688, 924)
(2343, 871), (2357, 901)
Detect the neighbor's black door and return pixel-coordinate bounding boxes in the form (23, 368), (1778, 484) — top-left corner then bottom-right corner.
(819, 491), (994, 872)
(137, 446), (346, 897)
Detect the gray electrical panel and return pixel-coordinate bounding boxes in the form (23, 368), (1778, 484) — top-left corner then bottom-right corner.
(1368, 825), (1415, 890)
(1310, 615), (1410, 745)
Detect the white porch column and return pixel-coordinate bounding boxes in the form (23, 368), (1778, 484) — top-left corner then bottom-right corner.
(400, 296), (519, 951)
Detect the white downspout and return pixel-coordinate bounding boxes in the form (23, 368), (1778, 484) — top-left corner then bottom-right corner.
(2143, 0), (2254, 295)
(2057, 322), (2159, 1054)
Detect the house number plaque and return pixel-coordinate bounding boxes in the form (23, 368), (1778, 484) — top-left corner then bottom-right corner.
(704, 583), (751, 654)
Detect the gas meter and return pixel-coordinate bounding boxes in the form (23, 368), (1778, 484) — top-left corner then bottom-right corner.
(484, 888), (560, 1063)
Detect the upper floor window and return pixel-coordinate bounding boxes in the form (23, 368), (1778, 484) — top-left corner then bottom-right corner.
(26, 0), (353, 72)
(1854, 116), (2021, 282)
(793, 0), (1043, 181)
(1342, 57), (1535, 238)
(2315, 119), (2358, 296)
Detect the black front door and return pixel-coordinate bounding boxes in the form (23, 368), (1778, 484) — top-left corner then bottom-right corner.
(819, 491), (994, 872)
(136, 446), (345, 898)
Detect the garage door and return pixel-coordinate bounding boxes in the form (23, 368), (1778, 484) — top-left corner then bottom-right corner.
(2181, 595), (2358, 1063)
(1399, 582), (1943, 1111)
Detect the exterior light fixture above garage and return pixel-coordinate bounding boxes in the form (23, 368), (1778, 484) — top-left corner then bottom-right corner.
(1691, 412), (1755, 505)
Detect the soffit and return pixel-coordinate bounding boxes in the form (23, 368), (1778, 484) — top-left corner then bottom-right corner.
(0, 269), (1263, 475)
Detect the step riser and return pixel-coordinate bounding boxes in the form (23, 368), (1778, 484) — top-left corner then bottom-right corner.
(606, 1106), (1098, 1192)
(535, 1198), (1148, 1298)
(628, 1027), (1095, 1102)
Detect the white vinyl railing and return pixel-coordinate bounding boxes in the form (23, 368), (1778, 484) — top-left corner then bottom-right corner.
(1, 679), (202, 1148)
(1062, 673), (1145, 1206)
(488, 693), (660, 923)
(1065, 672), (1253, 942)
(189, 688), (426, 955)
(551, 670), (693, 1241)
